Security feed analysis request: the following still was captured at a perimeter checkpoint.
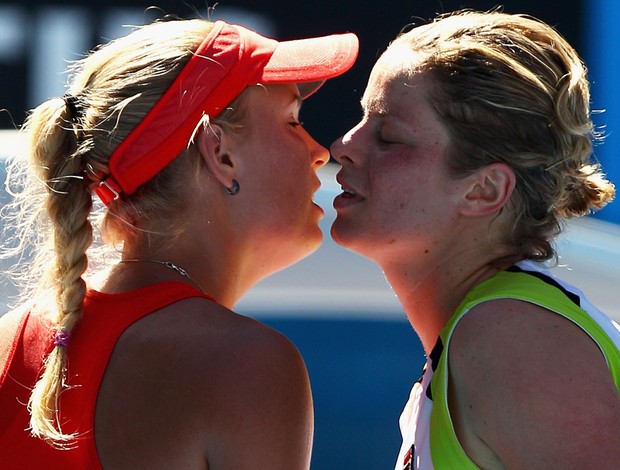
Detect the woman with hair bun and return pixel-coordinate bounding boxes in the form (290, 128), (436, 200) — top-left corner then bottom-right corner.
(0, 15), (358, 468)
(330, 9), (619, 469)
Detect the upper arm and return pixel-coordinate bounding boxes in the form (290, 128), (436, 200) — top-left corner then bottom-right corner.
(448, 299), (620, 469)
(203, 325), (313, 470)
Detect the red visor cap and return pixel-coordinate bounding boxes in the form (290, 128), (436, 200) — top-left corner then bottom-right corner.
(96, 20), (359, 205)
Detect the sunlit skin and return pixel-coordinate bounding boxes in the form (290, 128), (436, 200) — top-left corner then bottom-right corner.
(330, 58), (620, 469)
(56, 83), (326, 469)
(331, 65), (509, 352)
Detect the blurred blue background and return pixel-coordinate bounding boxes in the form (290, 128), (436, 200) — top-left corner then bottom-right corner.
(1, 1), (619, 469)
(585, 0), (620, 222)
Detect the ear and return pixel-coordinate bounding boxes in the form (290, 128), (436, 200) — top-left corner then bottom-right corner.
(195, 123), (238, 188)
(458, 163), (516, 217)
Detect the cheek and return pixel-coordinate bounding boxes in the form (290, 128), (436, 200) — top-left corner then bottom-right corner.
(367, 163), (444, 230)
(368, 161), (418, 207)
(266, 161), (312, 216)
(273, 160), (308, 196)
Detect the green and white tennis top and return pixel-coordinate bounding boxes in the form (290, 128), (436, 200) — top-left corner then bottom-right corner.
(394, 260), (620, 469)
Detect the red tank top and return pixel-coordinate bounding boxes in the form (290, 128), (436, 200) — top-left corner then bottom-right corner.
(0, 282), (213, 469)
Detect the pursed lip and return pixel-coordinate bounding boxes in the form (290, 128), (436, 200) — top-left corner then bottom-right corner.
(310, 175), (325, 215)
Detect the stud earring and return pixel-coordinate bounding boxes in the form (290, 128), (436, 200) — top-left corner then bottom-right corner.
(226, 179), (240, 196)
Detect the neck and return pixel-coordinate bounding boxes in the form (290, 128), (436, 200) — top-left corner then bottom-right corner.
(105, 229), (272, 309)
(119, 258), (206, 295)
(381, 255), (505, 355)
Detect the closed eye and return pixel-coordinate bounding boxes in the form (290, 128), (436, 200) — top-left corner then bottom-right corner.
(378, 134), (397, 145)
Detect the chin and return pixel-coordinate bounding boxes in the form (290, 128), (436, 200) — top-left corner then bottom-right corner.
(330, 222), (379, 260)
(283, 226), (324, 263)
(330, 219), (356, 250)
(301, 227), (323, 256)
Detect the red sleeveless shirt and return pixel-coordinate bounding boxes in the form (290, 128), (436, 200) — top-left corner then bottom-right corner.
(0, 282), (213, 469)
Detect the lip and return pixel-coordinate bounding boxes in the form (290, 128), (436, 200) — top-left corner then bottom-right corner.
(312, 176), (322, 194)
(311, 176), (325, 216)
(334, 171), (363, 210)
(312, 200), (325, 216)
(335, 172), (357, 195)
(333, 192), (361, 211)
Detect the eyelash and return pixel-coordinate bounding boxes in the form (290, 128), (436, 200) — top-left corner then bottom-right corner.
(289, 120), (304, 128)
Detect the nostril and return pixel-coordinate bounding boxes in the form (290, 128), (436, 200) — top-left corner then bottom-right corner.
(312, 144), (330, 167)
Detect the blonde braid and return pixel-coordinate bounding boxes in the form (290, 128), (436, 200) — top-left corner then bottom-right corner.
(24, 97), (93, 445)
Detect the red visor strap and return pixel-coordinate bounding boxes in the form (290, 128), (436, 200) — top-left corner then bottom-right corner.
(95, 178), (122, 205)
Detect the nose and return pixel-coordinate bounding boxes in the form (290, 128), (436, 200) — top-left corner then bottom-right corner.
(329, 135), (346, 164)
(330, 120), (362, 164)
(305, 130), (329, 170)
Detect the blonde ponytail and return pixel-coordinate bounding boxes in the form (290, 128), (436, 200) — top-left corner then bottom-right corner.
(17, 97), (93, 445)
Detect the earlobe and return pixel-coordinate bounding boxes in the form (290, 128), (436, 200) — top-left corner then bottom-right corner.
(195, 124), (237, 187)
(460, 163), (516, 217)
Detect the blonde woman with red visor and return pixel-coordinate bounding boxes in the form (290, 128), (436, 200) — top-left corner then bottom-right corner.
(0, 16), (358, 469)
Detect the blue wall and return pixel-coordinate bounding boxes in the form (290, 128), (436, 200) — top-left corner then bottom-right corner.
(586, 0), (620, 223)
(261, 318), (425, 470)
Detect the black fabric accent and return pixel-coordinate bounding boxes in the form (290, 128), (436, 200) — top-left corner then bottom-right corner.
(425, 381), (433, 401)
(425, 337), (444, 401)
(428, 336), (444, 372)
(506, 265), (581, 307)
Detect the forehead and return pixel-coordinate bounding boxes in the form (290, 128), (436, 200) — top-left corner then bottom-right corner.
(361, 60), (452, 152)
(362, 58), (430, 117)
(248, 83), (301, 105)
(230, 83), (300, 119)
(364, 44), (420, 103)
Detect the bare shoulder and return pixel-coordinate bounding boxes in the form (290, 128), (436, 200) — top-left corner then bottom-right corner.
(96, 298), (313, 469)
(448, 298), (620, 468)
(107, 296), (306, 377)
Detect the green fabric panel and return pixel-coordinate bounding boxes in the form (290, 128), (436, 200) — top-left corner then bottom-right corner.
(429, 270), (620, 468)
